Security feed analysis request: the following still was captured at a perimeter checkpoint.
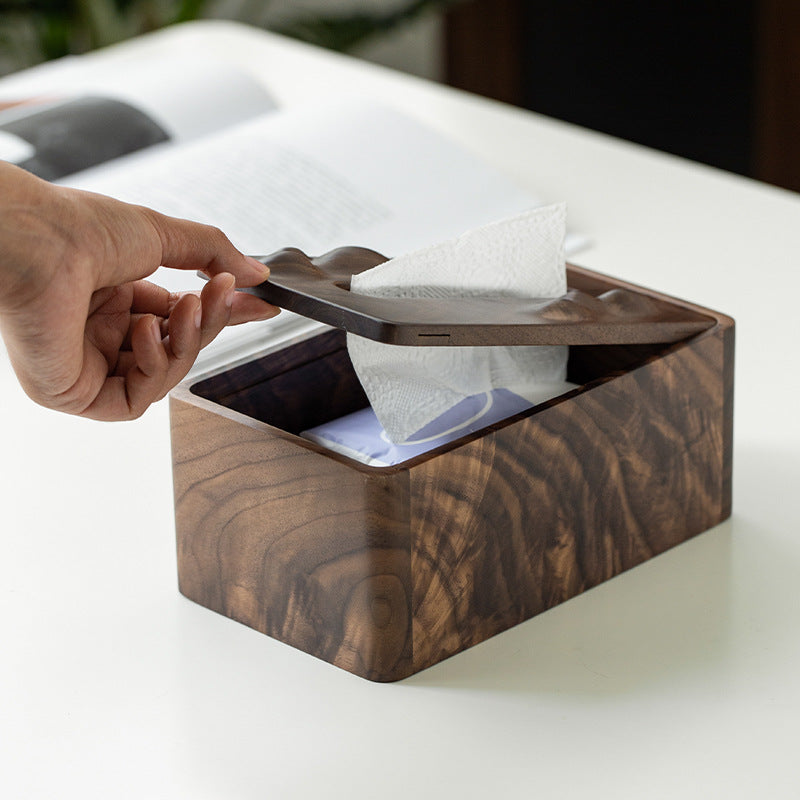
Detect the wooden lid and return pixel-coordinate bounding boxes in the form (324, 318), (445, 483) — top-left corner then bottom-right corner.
(242, 247), (715, 346)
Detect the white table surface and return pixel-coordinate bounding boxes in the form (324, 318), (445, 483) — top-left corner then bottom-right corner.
(2, 20), (799, 800)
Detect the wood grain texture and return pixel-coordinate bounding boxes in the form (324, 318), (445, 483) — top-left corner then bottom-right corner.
(755, 0), (800, 192)
(245, 249), (715, 346)
(171, 395), (413, 681)
(191, 329), (367, 433)
(410, 323), (733, 670)
(445, 0), (525, 106)
(171, 269), (734, 681)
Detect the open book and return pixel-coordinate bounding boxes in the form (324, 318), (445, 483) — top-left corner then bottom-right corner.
(0, 53), (586, 372)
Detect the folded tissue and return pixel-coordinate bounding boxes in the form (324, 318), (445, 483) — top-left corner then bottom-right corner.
(303, 203), (577, 465)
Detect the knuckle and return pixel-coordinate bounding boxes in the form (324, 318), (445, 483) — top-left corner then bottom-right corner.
(208, 225), (227, 242)
(44, 384), (96, 416)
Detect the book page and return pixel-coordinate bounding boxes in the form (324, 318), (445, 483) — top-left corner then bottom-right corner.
(67, 97), (575, 260)
(64, 98), (584, 368)
(0, 54), (275, 142)
(0, 55), (276, 179)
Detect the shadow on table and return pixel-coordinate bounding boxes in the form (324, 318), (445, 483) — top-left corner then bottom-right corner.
(403, 443), (798, 696)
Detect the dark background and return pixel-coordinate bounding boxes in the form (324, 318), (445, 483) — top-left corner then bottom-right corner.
(445, 0), (799, 192)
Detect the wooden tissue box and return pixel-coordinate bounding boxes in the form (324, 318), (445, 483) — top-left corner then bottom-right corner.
(169, 264), (734, 682)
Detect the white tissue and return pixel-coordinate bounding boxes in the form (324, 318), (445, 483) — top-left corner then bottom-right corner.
(347, 203), (572, 443)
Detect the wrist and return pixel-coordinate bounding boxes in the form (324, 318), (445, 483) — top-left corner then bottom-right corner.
(0, 163), (80, 313)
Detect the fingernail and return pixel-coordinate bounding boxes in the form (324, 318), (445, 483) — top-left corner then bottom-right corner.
(194, 305), (202, 329)
(151, 317), (161, 343)
(247, 256), (270, 279)
(225, 285), (235, 308)
(254, 305), (281, 321)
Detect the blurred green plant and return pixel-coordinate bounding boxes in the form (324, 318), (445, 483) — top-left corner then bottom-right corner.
(273, 0), (460, 53)
(0, 0), (462, 77)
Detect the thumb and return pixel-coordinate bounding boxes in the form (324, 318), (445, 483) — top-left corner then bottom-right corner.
(138, 207), (270, 287)
(78, 190), (270, 290)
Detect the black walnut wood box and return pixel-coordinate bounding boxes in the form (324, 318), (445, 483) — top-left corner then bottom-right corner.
(169, 262), (734, 682)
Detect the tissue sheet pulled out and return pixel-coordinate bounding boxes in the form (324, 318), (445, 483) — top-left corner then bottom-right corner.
(347, 203), (573, 443)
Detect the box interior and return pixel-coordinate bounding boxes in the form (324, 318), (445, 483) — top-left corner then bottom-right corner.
(190, 271), (682, 440)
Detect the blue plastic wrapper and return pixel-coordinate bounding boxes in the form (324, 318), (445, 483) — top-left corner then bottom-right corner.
(302, 388), (538, 467)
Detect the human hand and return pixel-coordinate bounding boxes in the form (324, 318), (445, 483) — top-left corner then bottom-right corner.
(0, 161), (279, 420)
